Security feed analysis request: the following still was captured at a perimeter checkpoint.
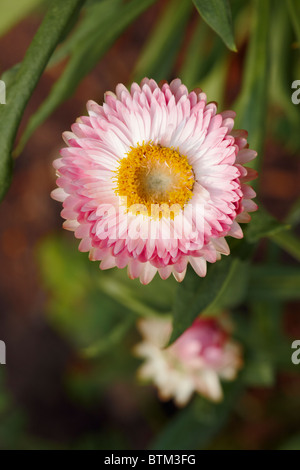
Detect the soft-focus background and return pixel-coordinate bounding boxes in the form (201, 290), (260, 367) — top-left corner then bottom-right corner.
(0, 0), (299, 450)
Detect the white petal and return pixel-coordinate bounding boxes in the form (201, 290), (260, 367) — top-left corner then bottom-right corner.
(189, 257), (207, 277)
(173, 268), (187, 282)
(140, 262), (158, 285)
(211, 237), (230, 255)
(228, 220), (243, 239)
(100, 255), (117, 270)
(51, 188), (68, 202)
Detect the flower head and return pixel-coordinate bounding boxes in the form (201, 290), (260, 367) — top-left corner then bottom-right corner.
(135, 316), (243, 406)
(52, 78), (257, 284)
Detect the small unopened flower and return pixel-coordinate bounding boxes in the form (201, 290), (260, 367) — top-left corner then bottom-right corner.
(134, 316), (243, 406)
(52, 78), (257, 284)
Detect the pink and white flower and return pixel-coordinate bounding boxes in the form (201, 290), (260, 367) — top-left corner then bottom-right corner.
(52, 78), (257, 284)
(135, 316), (243, 406)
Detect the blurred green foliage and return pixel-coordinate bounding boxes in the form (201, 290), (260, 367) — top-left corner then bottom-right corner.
(0, 0), (299, 451)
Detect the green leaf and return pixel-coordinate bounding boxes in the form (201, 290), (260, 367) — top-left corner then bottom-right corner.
(205, 258), (249, 313)
(16, 0), (157, 156)
(179, 20), (209, 89)
(287, 0), (300, 45)
(48, 0), (123, 67)
(234, 0), (271, 175)
(105, 269), (176, 314)
(96, 274), (171, 319)
(183, 0), (247, 102)
(269, 1), (300, 152)
(0, 0), (86, 201)
(245, 207), (300, 262)
(192, 0), (237, 52)
(271, 231), (300, 263)
(286, 197), (300, 227)
(133, 0), (192, 83)
(179, 20), (229, 107)
(194, 53), (228, 108)
(151, 381), (243, 450)
(37, 236), (133, 349)
(249, 266), (300, 301)
(236, 301), (281, 386)
(245, 207), (290, 243)
(170, 257), (237, 343)
(279, 434), (300, 450)
(37, 234), (174, 349)
(1, 64), (21, 88)
(82, 316), (134, 358)
(0, 0), (45, 38)
(242, 360), (275, 387)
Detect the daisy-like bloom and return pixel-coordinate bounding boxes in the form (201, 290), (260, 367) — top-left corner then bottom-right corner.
(51, 78), (257, 284)
(134, 316), (243, 406)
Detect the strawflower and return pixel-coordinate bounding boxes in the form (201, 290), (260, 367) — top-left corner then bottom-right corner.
(135, 316), (243, 406)
(52, 78), (257, 284)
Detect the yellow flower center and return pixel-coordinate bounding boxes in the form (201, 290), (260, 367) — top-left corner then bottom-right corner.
(114, 143), (195, 218)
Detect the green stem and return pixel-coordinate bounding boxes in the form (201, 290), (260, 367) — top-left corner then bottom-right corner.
(82, 316), (134, 358)
(0, 0), (85, 201)
(271, 231), (300, 262)
(233, 0), (271, 185)
(97, 277), (170, 319)
(287, 0), (300, 45)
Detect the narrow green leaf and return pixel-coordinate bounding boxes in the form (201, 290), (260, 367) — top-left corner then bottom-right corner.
(170, 257), (235, 343)
(82, 316), (134, 358)
(242, 300), (283, 386)
(37, 235), (140, 350)
(246, 207), (290, 243)
(185, 1), (250, 104)
(271, 231), (300, 262)
(48, 0), (123, 68)
(286, 197), (300, 227)
(100, 267), (176, 315)
(245, 206), (300, 262)
(269, 1), (300, 152)
(245, 205), (300, 262)
(96, 275), (167, 319)
(205, 258), (249, 313)
(151, 381), (243, 450)
(192, 0), (237, 52)
(249, 266), (300, 301)
(1, 64), (21, 88)
(0, 0), (86, 201)
(195, 54), (228, 108)
(16, 0), (157, 156)
(179, 20), (228, 106)
(287, 0), (300, 45)
(234, 0), (270, 176)
(133, 0), (192, 83)
(37, 234), (172, 349)
(179, 20), (209, 89)
(279, 434), (300, 450)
